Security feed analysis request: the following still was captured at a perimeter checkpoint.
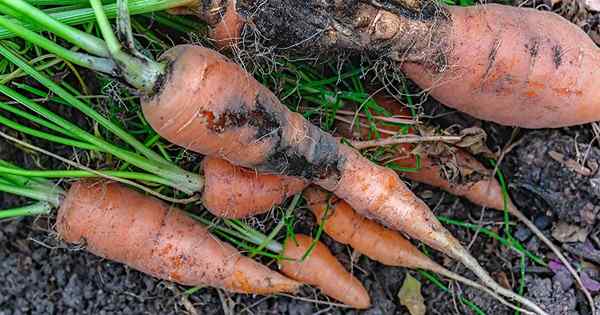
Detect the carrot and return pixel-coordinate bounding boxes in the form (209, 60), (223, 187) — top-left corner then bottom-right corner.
(201, 156), (307, 218)
(336, 94), (593, 311)
(1, 3), (545, 313)
(56, 180), (301, 294)
(303, 186), (536, 314)
(400, 4), (600, 128)
(172, 1), (600, 128)
(279, 234), (371, 309)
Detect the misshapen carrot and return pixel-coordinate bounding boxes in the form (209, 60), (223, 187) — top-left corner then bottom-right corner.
(179, 2), (600, 128)
(279, 234), (371, 309)
(201, 156), (307, 218)
(56, 180), (300, 294)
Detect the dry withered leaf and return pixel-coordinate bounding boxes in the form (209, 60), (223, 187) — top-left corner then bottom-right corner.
(398, 273), (426, 315)
(552, 222), (591, 243)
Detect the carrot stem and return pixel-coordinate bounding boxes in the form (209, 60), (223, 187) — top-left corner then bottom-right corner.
(0, 14), (116, 74)
(0, 112), (98, 150)
(0, 166), (175, 187)
(0, 180), (62, 206)
(90, 0), (165, 93)
(0, 201), (53, 219)
(0, 0), (109, 56)
(0, 0), (196, 40)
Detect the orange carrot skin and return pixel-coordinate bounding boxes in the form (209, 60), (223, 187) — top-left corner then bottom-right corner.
(143, 45), (341, 186)
(201, 156), (308, 218)
(280, 234), (371, 309)
(56, 180), (300, 294)
(303, 186), (440, 271)
(402, 4), (600, 128)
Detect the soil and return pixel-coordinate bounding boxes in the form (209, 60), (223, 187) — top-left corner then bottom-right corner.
(2, 1), (600, 314)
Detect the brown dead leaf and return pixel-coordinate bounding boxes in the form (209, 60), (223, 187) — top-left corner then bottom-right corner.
(454, 127), (494, 157)
(552, 222), (591, 243)
(398, 273), (426, 315)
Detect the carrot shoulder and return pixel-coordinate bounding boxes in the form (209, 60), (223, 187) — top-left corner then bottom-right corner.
(56, 180), (300, 294)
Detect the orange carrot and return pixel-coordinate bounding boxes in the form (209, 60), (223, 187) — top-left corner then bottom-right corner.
(303, 186), (535, 314)
(177, 2), (600, 128)
(57, 180), (300, 294)
(201, 156), (307, 218)
(279, 234), (371, 309)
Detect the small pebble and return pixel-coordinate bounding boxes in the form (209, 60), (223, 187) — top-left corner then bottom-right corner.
(514, 225), (533, 241)
(534, 214), (552, 230)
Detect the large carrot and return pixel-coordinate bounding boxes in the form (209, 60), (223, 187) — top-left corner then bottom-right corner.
(303, 186), (536, 314)
(280, 234), (371, 309)
(0, 3), (545, 313)
(56, 180), (300, 294)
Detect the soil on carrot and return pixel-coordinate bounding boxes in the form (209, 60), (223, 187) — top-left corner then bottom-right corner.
(2, 2), (600, 315)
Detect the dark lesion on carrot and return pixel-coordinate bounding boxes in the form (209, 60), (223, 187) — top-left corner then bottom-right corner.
(552, 45), (563, 69)
(229, 0), (451, 70)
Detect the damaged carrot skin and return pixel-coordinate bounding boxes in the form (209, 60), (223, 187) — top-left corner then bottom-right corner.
(201, 156), (307, 218)
(280, 234), (371, 309)
(57, 180), (300, 294)
(143, 45), (460, 264)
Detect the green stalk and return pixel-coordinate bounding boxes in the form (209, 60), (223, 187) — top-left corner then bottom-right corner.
(0, 160), (56, 190)
(0, 181), (62, 207)
(25, 0), (93, 5)
(0, 0), (110, 56)
(0, 45), (169, 165)
(0, 113), (99, 150)
(0, 15), (116, 74)
(0, 80), (200, 195)
(1, 0), (196, 40)
(0, 202), (53, 219)
(0, 101), (74, 137)
(0, 165), (174, 186)
(90, 0), (166, 93)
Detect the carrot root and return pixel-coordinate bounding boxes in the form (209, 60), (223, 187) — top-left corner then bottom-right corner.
(57, 180), (300, 294)
(279, 234), (371, 309)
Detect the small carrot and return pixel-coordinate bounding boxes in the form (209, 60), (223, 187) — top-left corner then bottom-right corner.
(56, 180), (300, 294)
(303, 186), (535, 314)
(279, 234), (371, 309)
(201, 156), (307, 218)
(336, 94), (591, 309)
